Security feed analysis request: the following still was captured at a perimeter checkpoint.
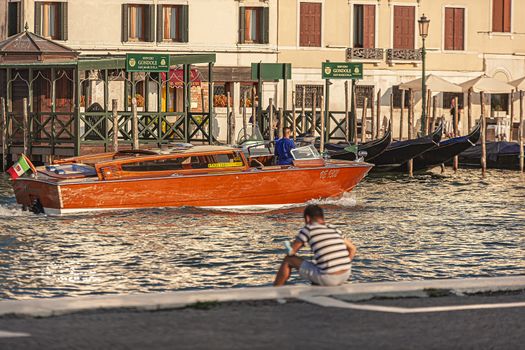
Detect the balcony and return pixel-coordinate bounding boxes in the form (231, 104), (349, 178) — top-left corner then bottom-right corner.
(386, 49), (422, 65)
(346, 48), (384, 61)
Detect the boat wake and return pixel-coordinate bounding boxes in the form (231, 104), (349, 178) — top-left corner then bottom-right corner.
(201, 192), (358, 214)
(0, 204), (31, 217)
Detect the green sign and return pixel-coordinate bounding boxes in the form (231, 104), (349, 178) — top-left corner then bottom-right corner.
(126, 53), (170, 72)
(251, 63), (292, 80)
(322, 62), (363, 80)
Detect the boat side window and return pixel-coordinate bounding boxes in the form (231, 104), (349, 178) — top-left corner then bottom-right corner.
(120, 153), (245, 172)
(121, 157), (191, 172)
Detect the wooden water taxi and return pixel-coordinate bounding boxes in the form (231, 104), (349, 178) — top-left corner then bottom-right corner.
(11, 145), (373, 215)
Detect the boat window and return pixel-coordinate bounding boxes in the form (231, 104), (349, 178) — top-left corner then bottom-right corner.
(291, 145), (321, 160)
(120, 153), (244, 172)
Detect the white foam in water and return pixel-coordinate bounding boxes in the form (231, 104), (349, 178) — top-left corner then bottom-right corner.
(0, 204), (31, 217)
(202, 192), (358, 214)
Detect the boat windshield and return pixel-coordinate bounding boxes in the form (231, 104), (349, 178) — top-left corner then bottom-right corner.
(236, 126), (264, 145)
(291, 145), (321, 160)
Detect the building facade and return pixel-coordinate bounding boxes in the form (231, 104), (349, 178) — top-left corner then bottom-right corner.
(1, 0), (524, 141)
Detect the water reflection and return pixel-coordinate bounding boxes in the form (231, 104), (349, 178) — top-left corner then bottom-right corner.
(0, 169), (524, 300)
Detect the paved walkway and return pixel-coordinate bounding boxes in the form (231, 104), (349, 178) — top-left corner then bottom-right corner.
(0, 276), (523, 349)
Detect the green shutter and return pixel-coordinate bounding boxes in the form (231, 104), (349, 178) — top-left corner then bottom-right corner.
(180, 5), (189, 42)
(239, 7), (245, 44)
(121, 4), (129, 42)
(34, 2), (42, 35)
(262, 7), (269, 44)
(60, 2), (68, 40)
(147, 5), (155, 42)
(157, 5), (163, 42)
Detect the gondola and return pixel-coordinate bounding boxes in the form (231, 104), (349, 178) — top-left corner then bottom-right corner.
(370, 123), (443, 172)
(396, 122), (481, 172)
(323, 126), (392, 162)
(457, 141), (524, 170)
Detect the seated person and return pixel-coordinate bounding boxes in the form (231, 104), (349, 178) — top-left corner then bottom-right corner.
(274, 127), (296, 165)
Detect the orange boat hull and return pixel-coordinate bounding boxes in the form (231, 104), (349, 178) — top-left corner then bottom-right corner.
(13, 163), (372, 214)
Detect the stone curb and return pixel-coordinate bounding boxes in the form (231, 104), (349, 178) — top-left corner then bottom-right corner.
(0, 276), (523, 318)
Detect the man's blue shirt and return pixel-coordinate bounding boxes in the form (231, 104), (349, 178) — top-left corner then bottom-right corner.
(274, 138), (296, 165)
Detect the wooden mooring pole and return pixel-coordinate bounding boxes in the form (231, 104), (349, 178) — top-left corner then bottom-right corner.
(510, 89), (515, 141)
(301, 86), (306, 133)
(292, 91), (297, 141)
(1, 98), (6, 171)
(344, 81), (350, 142)
(376, 89), (381, 138)
(251, 86), (257, 135)
(242, 90), (248, 140)
(361, 97), (368, 143)
(453, 96), (459, 172)
(426, 89), (432, 134)
(467, 88), (473, 132)
(518, 91), (525, 174)
(407, 90), (414, 177)
(389, 93), (394, 133)
(112, 99), (119, 152)
(311, 90), (317, 135)
(370, 93), (376, 140)
(320, 95), (325, 153)
(480, 91), (487, 176)
(431, 95), (438, 132)
(268, 98), (274, 140)
(131, 97), (139, 150)
(278, 108), (284, 139)
(23, 97), (29, 156)
(226, 91), (232, 144)
(400, 90), (405, 140)
(352, 85), (358, 145)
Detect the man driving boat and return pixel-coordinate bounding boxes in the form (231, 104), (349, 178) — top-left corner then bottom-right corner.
(274, 127), (296, 165)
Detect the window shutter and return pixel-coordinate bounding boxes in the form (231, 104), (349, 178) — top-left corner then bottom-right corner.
(363, 5), (375, 49)
(492, 0), (503, 32)
(454, 9), (465, 50)
(313, 3), (321, 47)
(121, 4), (129, 42)
(239, 7), (245, 44)
(503, 0), (511, 32)
(444, 8), (454, 50)
(157, 5), (163, 42)
(261, 7), (269, 44)
(180, 5), (189, 42)
(34, 2), (42, 35)
(147, 5), (155, 42)
(60, 2), (68, 41)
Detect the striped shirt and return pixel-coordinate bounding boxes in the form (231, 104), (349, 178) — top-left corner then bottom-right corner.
(296, 223), (351, 274)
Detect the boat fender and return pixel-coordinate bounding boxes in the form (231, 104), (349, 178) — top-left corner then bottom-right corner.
(54, 169), (66, 175)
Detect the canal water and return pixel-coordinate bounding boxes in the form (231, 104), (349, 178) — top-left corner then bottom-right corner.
(0, 169), (524, 300)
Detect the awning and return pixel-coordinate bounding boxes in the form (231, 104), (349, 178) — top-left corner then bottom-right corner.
(460, 75), (514, 93)
(161, 68), (202, 88)
(510, 77), (525, 91)
(399, 74), (462, 93)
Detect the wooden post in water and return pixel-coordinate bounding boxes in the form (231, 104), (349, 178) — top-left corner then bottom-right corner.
(425, 89), (432, 134)
(518, 91), (525, 174)
(407, 90), (414, 177)
(278, 108), (284, 139)
(400, 90), (405, 140)
(389, 93), (394, 133)
(23, 97), (29, 156)
(131, 97), (139, 150)
(268, 98), (274, 140)
(301, 86), (306, 133)
(344, 81), (350, 142)
(467, 88), (473, 132)
(431, 95), (438, 132)
(320, 95), (325, 153)
(112, 99), (119, 152)
(1, 98), (6, 171)
(353, 85), (358, 144)
(226, 91), (232, 144)
(251, 86), (257, 135)
(376, 89), (381, 138)
(453, 97), (459, 172)
(361, 97), (368, 143)
(242, 90), (248, 140)
(292, 90), (297, 141)
(370, 92), (376, 140)
(480, 91), (487, 176)
(311, 90), (317, 135)
(510, 89), (515, 141)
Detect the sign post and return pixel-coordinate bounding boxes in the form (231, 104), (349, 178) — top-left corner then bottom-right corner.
(321, 62), (363, 144)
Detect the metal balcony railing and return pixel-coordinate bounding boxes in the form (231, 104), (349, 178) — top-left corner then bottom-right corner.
(386, 48), (422, 63)
(346, 48), (384, 61)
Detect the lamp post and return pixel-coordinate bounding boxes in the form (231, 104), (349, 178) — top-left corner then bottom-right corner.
(418, 14), (430, 134)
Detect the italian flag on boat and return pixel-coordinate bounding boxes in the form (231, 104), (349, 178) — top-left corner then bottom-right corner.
(6, 155), (32, 180)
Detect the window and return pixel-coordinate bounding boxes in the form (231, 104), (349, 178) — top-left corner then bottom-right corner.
(299, 2), (322, 47)
(294, 85), (323, 108)
(491, 94), (509, 114)
(213, 83), (232, 107)
(355, 85), (374, 108)
(492, 0), (511, 33)
(443, 92), (464, 110)
(239, 7), (269, 44)
(240, 83), (258, 108)
(392, 86), (411, 109)
(121, 153), (244, 172)
(35, 2), (67, 40)
(353, 5), (375, 48)
(444, 8), (465, 51)
(393, 6), (415, 49)
(122, 4), (154, 42)
(8, 1), (22, 37)
(158, 5), (188, 42)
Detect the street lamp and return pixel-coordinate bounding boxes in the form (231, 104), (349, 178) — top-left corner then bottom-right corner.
(418, 14), (430, 134)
